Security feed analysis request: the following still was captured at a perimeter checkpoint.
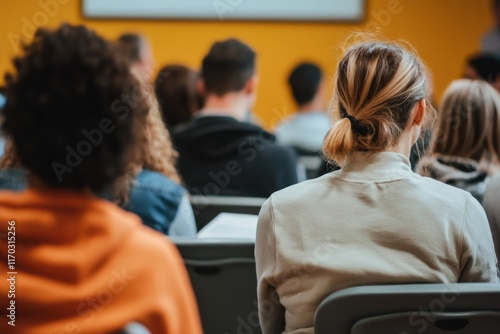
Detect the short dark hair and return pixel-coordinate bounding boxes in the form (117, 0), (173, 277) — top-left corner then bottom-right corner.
(467, 54), (500, 83)
(3, 23), (148, 192)
(288, 62), (323, 106)
(118, 33), (144, 62)
(202, 38), (256, 96)
(155, 65), (203, 128)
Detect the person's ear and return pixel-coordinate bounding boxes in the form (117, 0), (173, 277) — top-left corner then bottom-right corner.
(244, 75), (259, 95)
(412, 99), (426, 126)
(197, 80), (206, 97)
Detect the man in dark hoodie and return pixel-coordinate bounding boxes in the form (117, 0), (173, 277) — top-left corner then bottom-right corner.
(172, 38), (299, 198)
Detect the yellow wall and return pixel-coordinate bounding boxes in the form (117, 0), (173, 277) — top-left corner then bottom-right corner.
(0, 0), (492, 129)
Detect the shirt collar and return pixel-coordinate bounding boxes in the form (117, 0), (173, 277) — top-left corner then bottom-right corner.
(334, 152), (413, 182)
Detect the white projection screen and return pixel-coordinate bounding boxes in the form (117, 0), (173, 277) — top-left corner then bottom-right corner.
(82, 0), (365, 21)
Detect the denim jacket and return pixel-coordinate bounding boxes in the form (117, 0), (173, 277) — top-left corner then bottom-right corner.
(0, 169), (28, 191)
(124, 169), (196, 236)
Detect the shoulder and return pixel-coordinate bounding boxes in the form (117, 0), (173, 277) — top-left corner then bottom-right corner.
(484, 173), (500, 210)
(269, 174), (332, 206)
(124, 226), (186, 285)
(0, 168), (28, 191)
(399, 172), (476, 216)
(133, 170), (185, 197)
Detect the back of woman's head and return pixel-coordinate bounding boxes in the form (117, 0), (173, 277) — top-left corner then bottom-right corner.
(323, 40), (434, 165)
(2, 23), (149, 192)
(433, 79), (500, 173)
(140, 86), (181, 183)
(155, 65), (202, 128)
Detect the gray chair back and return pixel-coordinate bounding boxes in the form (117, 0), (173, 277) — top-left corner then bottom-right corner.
(113, 322), (150, 334)
(314, 283), (500, 334)
(172, 238), (262, 334)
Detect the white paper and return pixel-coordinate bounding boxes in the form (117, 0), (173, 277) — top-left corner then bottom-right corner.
(197, 213), (258, 239)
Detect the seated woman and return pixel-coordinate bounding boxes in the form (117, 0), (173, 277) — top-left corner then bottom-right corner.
(155, 64), (203, 130)
(418, 79), (500, 202)
(483, 174), (500, 262)
(0, 24), (201, 333)
(255, 40), (498, 334)
(120, 90), (197, 236)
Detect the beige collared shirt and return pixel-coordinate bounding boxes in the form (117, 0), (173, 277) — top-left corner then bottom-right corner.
(256, 152), (498, 334)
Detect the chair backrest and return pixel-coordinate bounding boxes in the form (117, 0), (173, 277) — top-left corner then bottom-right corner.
(190, 195), (266, 230)
(314, 283), (500, 334)
(298, 155), (323, 180)
(172, 238), (261, 334)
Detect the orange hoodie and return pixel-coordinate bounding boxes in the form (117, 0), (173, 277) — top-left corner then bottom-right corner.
(0, 188), (202, 334)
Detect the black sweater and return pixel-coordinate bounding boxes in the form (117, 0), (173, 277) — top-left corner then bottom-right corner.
(172, 116), (298, 198)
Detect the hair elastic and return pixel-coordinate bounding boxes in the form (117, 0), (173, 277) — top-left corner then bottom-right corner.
(339, 104), (369, 136)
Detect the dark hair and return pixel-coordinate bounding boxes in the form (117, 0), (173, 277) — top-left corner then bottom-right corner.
(288, 62), (323, 106)
(2, 23), (148, 192)
(467, 54), (500, 83)
(118, 33), (144, 62)
(201, 38), (256, 96)
(155, 65), (203, 128)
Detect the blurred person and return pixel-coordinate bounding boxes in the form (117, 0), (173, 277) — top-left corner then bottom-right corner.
(118, 32), (155, 80)
(482, 0), (500, 56)
(464, 53), (500, 91)
(275, 62), (330, 153)
(155, 64), (203, 129)
(0, 88), (197, 237)
(256, 40), (498, 334)
(0, 24), (202, 334)
(121, 85), (197, 236)
(418, 79), (500, 202)
(172, 38), (299, 197)
(483, 173), (500, 262)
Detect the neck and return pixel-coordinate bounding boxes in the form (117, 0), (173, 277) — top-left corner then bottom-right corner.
(201, 93), (249, 121)
(384, 131), (415, 157)
(297, 97), (323, 113)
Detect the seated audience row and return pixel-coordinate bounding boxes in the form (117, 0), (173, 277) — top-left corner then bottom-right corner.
(1, 22), (500, 334)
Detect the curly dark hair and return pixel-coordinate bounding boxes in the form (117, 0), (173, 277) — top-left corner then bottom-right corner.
(2, 23), (148, 192)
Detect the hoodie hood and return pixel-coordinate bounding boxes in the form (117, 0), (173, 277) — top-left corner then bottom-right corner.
(172, 116), (275, 159)
(419, 155), (489, 202)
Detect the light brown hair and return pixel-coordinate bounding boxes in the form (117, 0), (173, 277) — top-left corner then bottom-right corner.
(432, 79), (500, 174)
(323, 40), (434, 165)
